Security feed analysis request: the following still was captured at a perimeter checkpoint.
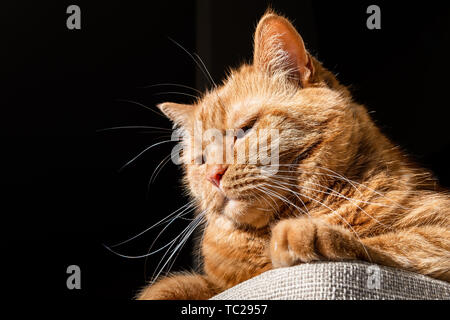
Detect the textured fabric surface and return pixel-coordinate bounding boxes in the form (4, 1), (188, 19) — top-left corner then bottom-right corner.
(211, 261), (450, 300)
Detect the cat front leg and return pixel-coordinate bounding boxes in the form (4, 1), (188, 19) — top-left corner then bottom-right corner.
(269, 218), (374, 268)
(361, 226), (450, 281)
(137, 272), (219, 300)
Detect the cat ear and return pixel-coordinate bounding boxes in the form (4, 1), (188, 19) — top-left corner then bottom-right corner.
(157, 102), (193, 127)
(253, 12), (314, 86)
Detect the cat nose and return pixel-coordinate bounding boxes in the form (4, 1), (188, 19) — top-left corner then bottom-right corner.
(207, 164), (228, 188)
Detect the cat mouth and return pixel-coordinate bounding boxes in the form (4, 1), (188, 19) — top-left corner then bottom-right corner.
(221, 192), (246, 204)
(222, 197), (272, 228)
(216, 185), (238, 202)
(222, 195), (239, 206)
(215, 191), (233, 210)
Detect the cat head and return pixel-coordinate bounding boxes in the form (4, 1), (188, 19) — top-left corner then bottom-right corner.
(158, 11), (367, 228)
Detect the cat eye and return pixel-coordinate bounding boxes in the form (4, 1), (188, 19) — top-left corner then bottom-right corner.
(237, 118), (257, 138)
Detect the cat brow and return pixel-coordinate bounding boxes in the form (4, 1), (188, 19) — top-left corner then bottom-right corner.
(236, 112), (260, 129)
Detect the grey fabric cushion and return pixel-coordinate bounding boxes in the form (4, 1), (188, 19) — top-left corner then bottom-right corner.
(211, 261), (450, 300)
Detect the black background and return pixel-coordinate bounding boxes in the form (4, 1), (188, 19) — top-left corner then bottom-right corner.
(2, 1), (450, 300)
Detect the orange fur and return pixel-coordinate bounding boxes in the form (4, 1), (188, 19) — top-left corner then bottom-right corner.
(138, 10), (450, 300)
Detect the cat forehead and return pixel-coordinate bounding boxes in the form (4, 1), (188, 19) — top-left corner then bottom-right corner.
(197, 95), (266, 128)
(229, 97), (265, 124)
(195, 68), (296, 127)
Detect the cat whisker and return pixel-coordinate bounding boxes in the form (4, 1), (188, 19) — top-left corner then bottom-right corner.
(165, 213), (206, 277)
(253, 188), (277, 212)
(145, 204), (197, 256)
(143, 203), (199, 278)
(150, 211), (206, 284)
(167, 37), (230, 126)
(96, 125), (173, 133)
(280, 177), (312, 217)
(140, 83), (203, 95)
(103, 239), (178, 259)
(261, 182), (311, 218)
(106, 200), (196, 248)
(268, 165), (409, 210)
(148, 153), (173, 187)
(265, 177), (311, 217)
(153, 91), (200, 101)
(116, 99), (166, 118)
(151, 211), (205, 270)
(193, 53), (217, 88)
(272, 174), (403, 211)
(168, 37), (215, 88)
(103, 205), (198, 260)
(259, 183), (309, 217)
(258, 186), (293, 220)
(269, 164), (363, 197)
(120, 139), (175, 172)
(271, 177), (393, 231)
(192, 52), (230, 116)
(254, 186), (280, 215)
(310, 164), (364, 196)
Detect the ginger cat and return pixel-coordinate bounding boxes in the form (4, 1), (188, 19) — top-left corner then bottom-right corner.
(138, 11), (450, 299)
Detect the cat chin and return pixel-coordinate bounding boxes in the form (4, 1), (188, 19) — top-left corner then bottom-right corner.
(223, 199), (271, 229)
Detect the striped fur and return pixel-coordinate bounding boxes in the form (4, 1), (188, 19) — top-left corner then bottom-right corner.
(138, 10), (449, 300)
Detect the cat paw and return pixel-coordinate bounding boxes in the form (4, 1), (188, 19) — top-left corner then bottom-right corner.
(270, 218), (362, 268)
